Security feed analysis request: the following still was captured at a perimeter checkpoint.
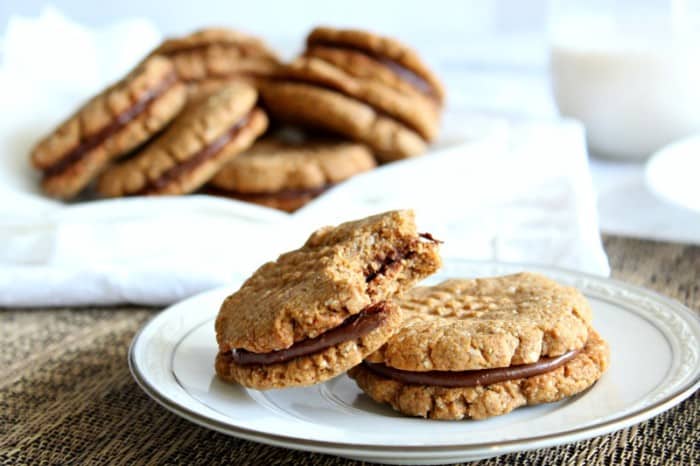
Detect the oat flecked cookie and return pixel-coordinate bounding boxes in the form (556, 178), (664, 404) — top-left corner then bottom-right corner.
(208, 138), (376, 212)
(215, 210), (442, 389)
(349, 273), (610, 420)
(260, 27), (444, 162)
(97, 82), (268, 197)
(30, 56), (187, 199)
(149, 28), (280, 100)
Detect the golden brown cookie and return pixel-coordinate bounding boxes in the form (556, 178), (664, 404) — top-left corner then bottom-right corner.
(260, 82), (426, 162)
(349, 273), (609, 420)
(215, 210), (442, 389)
(260, 27), (444, 162)
(150, 28), (280, 98)
(307, 27), (445, 105)
(30, 56), (187, 199)
(97, 82), (267, 197)
(208, 138), (376, 212)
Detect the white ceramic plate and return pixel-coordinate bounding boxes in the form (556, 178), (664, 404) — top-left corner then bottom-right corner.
(129, 260), (700, 464)
(646, 135), (700, 212)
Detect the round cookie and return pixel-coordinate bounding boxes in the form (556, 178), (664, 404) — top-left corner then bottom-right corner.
(30, 56), (187, 199)
(150, 28), (280, 98)
(260, 27), (444, 162)
(97, 82), (268, 197)
(215, 210), (442, 389)
(349, 272), (610, 420)
(260, 81), (426, 162)
(282, 50), (440, 140)
(208, 138), (376, 212)
(307, 27), (445, 105)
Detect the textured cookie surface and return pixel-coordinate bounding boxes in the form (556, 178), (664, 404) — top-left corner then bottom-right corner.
(210, 138), (375, 193)
(151, 28), (279, 85)
(366, 273), (593, 371)
(350, 328), (609, 420)
(260, 81), (426, 162)
(282, 51), (439, 140)
(97, 82), (267, 197)
(215, 210), (442, 355)
(216, 301), (401, 389)
(31, 55), (187, 199)
(307, 27), (445, 105)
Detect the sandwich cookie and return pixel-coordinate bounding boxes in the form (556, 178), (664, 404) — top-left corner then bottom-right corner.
(215, 210), (442, 389)
(260, 27), (445, 162)
(30, 56), (187, 199)
(208, 138), (376, 212)
(350, 272), (610, 420)
(97, 82), (267, 196)
(150, 28), (280, 101)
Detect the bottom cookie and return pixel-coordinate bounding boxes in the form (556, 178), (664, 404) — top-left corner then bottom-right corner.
(216, 301), (401, 389)
(348, 329), (609, 420)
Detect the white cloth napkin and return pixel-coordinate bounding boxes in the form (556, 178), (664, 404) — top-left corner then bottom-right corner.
(0, 8), (609, 307)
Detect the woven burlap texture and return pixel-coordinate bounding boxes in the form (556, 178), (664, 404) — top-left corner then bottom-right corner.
(1, 235), (698, 465)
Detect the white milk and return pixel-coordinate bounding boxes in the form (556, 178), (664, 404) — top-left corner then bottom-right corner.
(548, 0), (700, 160)
(551, 40), (700, 160)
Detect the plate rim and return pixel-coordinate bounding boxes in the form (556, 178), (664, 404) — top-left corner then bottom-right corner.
(128, 259), (700, 458)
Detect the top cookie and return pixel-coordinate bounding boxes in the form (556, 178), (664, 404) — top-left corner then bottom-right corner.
(307, 27), (445, 105)
(366, 273), (592, 371)
(150, 28), (280, 84)
(215, 210), (442, 354)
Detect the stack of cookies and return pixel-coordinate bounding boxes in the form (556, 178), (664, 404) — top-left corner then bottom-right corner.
(30, 27), (445, 211)
(215, 210), (610, 420)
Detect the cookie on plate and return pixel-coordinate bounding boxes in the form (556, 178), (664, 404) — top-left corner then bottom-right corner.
(149, 28), (280, 101)
(30, 56), (187, 199)
(208, 138), (376, 212)
(215, 210), (442, 390)
(349, 272), (610, 420)
(260, 27), (444, 162)
(97, 82), (267, 196)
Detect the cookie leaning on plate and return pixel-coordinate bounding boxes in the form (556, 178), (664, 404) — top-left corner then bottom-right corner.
(97, 82), (268, 197)
(215, 210), (442, 389)
(149, 28), (280, 101)
(260, 27), (444, 162)
(208, 138), (376, 212)
(349, 273), (610, 420)
(30, 55), (187, 199)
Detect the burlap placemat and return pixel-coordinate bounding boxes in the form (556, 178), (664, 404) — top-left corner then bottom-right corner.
(1, 235), (698, 465)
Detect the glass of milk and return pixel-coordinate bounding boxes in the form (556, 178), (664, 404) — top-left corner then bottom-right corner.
(549, 0), (700, 160)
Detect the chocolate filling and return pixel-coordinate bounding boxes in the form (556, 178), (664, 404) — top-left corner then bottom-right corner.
(363, 349), (581, 388)
(365, 234), (439, 285)
(44, 71), (179, 178)
(137, 111), (254, 194)
(306, 42), (440, 103)
(231, 302), (389, 366)
(365, 251), (412, 284)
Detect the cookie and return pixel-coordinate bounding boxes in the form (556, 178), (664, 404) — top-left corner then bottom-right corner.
(215, 210), (442, 389)
(307, 27), (445, 105)
(260, 27), (444, 162)
(260, 82), (426, 162)
(150, 28), (280, 98)
(349, 273), (610, 420)
(208, 138), (376, 212)
(97, 82), (268, 196)
(30, 56), (187, 199)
